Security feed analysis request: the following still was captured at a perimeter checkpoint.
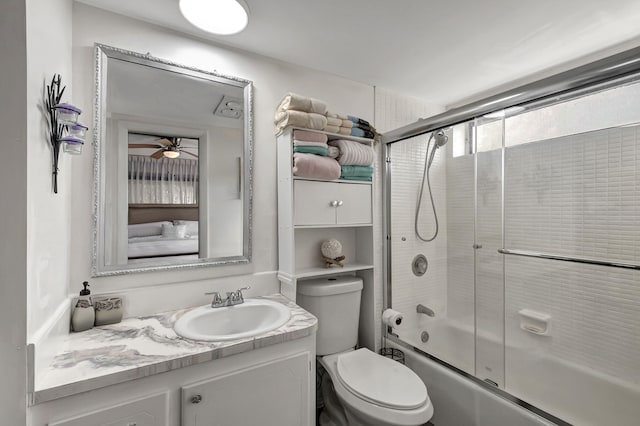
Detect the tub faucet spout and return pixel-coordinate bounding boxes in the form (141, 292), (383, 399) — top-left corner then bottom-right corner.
(416, 304), (435, 317)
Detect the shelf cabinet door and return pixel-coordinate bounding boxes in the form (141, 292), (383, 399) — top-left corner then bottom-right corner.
(294, 180), (337, 225)
(333, 183), (372, 224)
(294, 180), (371, 226)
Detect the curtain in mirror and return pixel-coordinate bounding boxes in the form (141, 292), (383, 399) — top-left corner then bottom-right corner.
(128, 155), (199, 204)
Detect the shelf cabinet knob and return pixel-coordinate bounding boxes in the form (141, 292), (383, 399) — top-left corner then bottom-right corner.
(337, 200), (344, 206)
(191, 394), (203, 404)
(330, 200), (338, 207)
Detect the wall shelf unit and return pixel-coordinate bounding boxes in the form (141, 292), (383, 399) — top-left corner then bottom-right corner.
(276, 126), (375, 309)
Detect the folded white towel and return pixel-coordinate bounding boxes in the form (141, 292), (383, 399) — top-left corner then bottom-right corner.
(326, 112), (339, 118)
(341, 119), (353, 128)
(338, 127), (351, 135)
(277, 92), (328, 115)
(337, 113), (348, 120)
(328, 146), (340, 159)
(275, 110), (328, 132)
(326, 116), (342, 127)
(293, 140), (328, 148)
(324, 125), (340, 133)
(329, 139), (375, 166)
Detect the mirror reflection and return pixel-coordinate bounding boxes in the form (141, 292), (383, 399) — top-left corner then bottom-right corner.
(93, 44), (253, 276)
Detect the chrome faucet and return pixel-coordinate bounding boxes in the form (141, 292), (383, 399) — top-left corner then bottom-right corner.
(416, 304), (435, 317)
(205, 286), (251, 308)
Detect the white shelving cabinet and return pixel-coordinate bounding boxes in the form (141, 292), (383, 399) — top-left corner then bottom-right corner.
(277, 127), (375, 349)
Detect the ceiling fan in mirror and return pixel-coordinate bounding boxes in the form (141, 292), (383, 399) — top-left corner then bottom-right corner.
(129, 136), (198, 159)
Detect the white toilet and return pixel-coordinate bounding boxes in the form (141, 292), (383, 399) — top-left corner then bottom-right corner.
(297, 276), (434, 426)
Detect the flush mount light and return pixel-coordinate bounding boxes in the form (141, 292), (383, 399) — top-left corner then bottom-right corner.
(179, 0), (249, 35)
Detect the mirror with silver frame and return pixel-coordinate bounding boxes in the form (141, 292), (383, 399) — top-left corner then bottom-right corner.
(93, 44), (253, 276)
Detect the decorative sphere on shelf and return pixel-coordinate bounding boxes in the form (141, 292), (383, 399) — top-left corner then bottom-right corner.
(321, 238), (342, 259)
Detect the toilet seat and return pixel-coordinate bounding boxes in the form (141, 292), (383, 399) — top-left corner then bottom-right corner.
(320, 349), (433, 426)
(336, 348), (428, 410)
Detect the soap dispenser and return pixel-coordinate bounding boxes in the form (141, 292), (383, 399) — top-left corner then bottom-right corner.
(71, 281), (95, 332)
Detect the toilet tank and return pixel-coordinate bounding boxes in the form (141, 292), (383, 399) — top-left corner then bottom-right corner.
(296, 276), (363, 356)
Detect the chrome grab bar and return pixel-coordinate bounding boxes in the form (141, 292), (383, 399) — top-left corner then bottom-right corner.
(498, 248), (640, 271)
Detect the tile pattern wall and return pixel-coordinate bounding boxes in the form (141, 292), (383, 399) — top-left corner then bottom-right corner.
(375, 87), (444, 348)
(389, 136), (448, 343)
(504, 124), (640, 385)
(506, 125), (640, 264)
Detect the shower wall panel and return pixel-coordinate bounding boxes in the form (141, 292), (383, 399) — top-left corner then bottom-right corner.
(389, 135), (448, 348)
(376, 88), (444, 349)
(504, 124), (640, 381)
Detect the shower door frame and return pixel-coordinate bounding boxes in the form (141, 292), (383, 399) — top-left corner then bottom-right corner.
(382, 45), (640, 426)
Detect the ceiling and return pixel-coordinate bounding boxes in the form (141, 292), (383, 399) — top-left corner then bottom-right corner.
(78, 0), (640, 107)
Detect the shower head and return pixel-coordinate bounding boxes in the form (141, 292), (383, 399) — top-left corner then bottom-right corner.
(434, 130), (448, 148)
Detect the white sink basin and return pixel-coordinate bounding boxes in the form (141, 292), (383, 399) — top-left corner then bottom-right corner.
(174, 299), (291, 342)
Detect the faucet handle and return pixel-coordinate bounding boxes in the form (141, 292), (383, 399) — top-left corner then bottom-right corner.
(233, 286), (251, 302)
(205, 291), (223, 307)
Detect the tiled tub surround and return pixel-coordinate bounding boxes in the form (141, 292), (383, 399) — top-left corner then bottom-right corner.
(32, 295), (317, 405)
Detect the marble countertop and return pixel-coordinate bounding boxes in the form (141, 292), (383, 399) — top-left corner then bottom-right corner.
(32, 294), (317, 405)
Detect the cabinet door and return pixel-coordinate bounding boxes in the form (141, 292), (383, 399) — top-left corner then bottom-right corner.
(48, 392), (168, 426)
(182, 352), (311, 426)
(294, 180), (338, 225)
(294, 180), (371, 225)
(334, 183), (372, 224)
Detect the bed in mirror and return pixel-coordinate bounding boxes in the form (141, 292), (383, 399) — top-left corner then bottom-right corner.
(93, 44), (253, 276)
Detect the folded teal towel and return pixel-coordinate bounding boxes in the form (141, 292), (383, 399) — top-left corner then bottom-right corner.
(340, 165), (374, 177)
(340, 176), (373, 182)
(293, 146), (328, 156)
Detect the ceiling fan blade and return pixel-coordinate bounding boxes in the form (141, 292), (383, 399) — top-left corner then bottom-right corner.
(157, 138), (173, 146)
(129, 143), (162, 148)
(150, 149), (165, 159)
(181, 150), (199, 159)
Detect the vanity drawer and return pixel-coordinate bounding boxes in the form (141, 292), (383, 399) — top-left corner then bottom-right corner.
(293, 180), (372, 226)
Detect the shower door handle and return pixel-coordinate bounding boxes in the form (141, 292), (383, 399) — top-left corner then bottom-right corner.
(473, 244), (483, 249)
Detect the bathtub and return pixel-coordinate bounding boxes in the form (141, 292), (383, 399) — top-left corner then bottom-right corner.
(388, 320), (640, 426)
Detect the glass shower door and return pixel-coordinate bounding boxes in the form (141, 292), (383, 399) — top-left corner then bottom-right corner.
(474, 116), (505, 388)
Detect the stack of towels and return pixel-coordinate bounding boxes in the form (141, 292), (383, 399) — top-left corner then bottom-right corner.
(325, 114), (376, 139)
(292, 130), (341, 180)
(275, 93), (329, 132)
(291, 129), (374, 182)
(274, 93), (377, 140)
(329, 139), (374, 181)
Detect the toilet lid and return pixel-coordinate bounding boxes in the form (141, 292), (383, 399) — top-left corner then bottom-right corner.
(336, 349), (428, 410)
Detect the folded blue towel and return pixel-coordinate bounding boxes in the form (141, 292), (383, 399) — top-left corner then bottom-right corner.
(293, 146), (328, 156)
(350, 127), (375, 139)
(347, 115), (371, 127)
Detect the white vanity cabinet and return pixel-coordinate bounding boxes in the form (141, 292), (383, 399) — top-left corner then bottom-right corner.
(276, 127), (376, 349)
(29, 336), (315, 426)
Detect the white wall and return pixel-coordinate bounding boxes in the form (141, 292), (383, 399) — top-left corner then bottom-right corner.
(0, 1), (28, 423)
(26, 0), (74, 340)
(70, 3), (374, 310)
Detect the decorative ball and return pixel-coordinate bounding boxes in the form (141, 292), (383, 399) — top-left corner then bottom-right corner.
(321, 238), (343, 259)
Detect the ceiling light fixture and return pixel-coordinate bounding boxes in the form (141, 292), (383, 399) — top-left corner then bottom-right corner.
(163, 147), (180, 159)
(179, 0), (249, 35)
